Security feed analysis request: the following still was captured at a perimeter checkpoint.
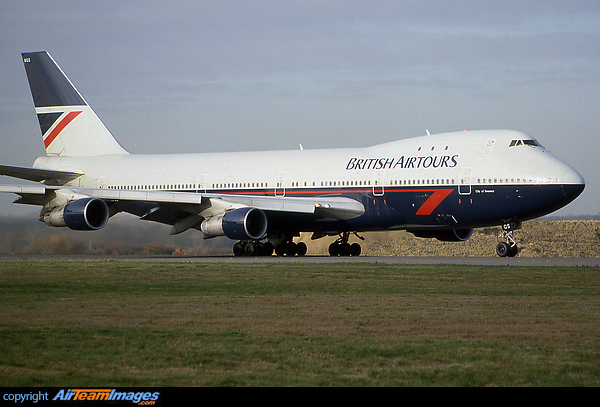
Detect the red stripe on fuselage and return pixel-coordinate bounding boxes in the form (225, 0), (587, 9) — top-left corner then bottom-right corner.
(412, 189), (453, 215)
(43, 111), (82, 149)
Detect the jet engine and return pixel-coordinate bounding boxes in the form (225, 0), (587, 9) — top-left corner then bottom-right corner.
(200, 207), (267, 240)
(408, 228), (474, 242)
(43, 197), (109, 230)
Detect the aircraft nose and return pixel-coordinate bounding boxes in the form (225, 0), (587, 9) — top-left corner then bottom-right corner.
(562, 183), (585, 201)
(561, 167), (585, 202)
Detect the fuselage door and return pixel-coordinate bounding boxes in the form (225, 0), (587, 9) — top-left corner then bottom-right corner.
(482, 139), (495, 156)
(458, 167), (472, 195)
(196, 173), (207, 193)
(274, 172), (286, 197)
(373, 170), (384, 196)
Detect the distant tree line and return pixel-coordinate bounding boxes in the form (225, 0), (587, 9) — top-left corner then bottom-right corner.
(0, 214), (232, 255)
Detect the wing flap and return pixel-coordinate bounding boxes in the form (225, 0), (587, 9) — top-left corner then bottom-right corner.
(78, 188), (203, 205)
(0, 184), (48, 195)
(206, 194), (365, 220)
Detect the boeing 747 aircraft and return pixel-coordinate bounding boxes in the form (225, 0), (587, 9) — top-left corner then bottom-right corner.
(0, 52), (585, 257)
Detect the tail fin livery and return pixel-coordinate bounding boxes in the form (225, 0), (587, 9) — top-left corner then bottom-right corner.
(22, 51), (129, 157)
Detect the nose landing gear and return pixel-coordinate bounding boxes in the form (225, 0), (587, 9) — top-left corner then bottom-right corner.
(496, 222), (520, 257)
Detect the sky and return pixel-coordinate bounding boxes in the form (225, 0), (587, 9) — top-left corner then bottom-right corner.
(0, 0), (599, 217)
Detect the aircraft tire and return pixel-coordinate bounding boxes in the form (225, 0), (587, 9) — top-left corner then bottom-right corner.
(296, 242), (307, 256)
(350, 243), (361, 256)
(262, 242), (274, 256)
(244, 241), (256, 256)
(496, 242), (510, 257)
(233, 242), (245, 256)
(285, 242), (297, 256)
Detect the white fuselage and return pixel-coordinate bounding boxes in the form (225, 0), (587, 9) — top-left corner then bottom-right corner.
(32, 130), (583, 195)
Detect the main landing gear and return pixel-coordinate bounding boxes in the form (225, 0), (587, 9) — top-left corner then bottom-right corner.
(232, 240), (274, 257)
(274, 240), (307, 257)
(496, 222), (520, 257)
(328, 232), (363, 257)
(232, 239), (308, 257)
(231, 231), (365, 257)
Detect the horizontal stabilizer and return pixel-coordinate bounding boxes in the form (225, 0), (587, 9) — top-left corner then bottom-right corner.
(0, 164), (82, 183)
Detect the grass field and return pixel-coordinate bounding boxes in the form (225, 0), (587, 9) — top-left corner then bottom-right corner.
(1, 261), (599, 386)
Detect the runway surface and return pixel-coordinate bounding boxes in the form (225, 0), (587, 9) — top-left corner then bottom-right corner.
(1, 254), (598, 266)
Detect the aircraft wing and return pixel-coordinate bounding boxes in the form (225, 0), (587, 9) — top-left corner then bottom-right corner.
(0, 184), (365, 233)
(62, 188), (363, 219)
(0, 164), (83, 183)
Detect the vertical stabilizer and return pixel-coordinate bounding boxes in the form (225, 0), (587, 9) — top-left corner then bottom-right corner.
(22, 51), (129, 156)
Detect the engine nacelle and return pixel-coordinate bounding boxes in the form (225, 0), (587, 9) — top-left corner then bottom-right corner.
(43, 198), (109, 230)
(200, 207), (267, 240)
(408, 228), (474, 242)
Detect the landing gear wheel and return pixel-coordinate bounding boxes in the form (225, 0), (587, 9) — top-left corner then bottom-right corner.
(232, 240), (274, 256)
(496, 222), (521, 257)
(328, 232), (362, 256)
(244, 241), (256, 256)
(496, 242), (519, 257)
(328, 242), (339, 256)
(233, 242), (245, 257)
(285, 242), (297, 256)
(350, 243), (362, 256)
(275, 244), (286, 257)
(273, 236), (306, 256)
(296, 242), (307, 256)
(496, 242), (510, 257)
(261, 242), (274, 256)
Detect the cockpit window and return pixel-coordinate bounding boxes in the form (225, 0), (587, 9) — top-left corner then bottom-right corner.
(509, 139), (542, 148)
